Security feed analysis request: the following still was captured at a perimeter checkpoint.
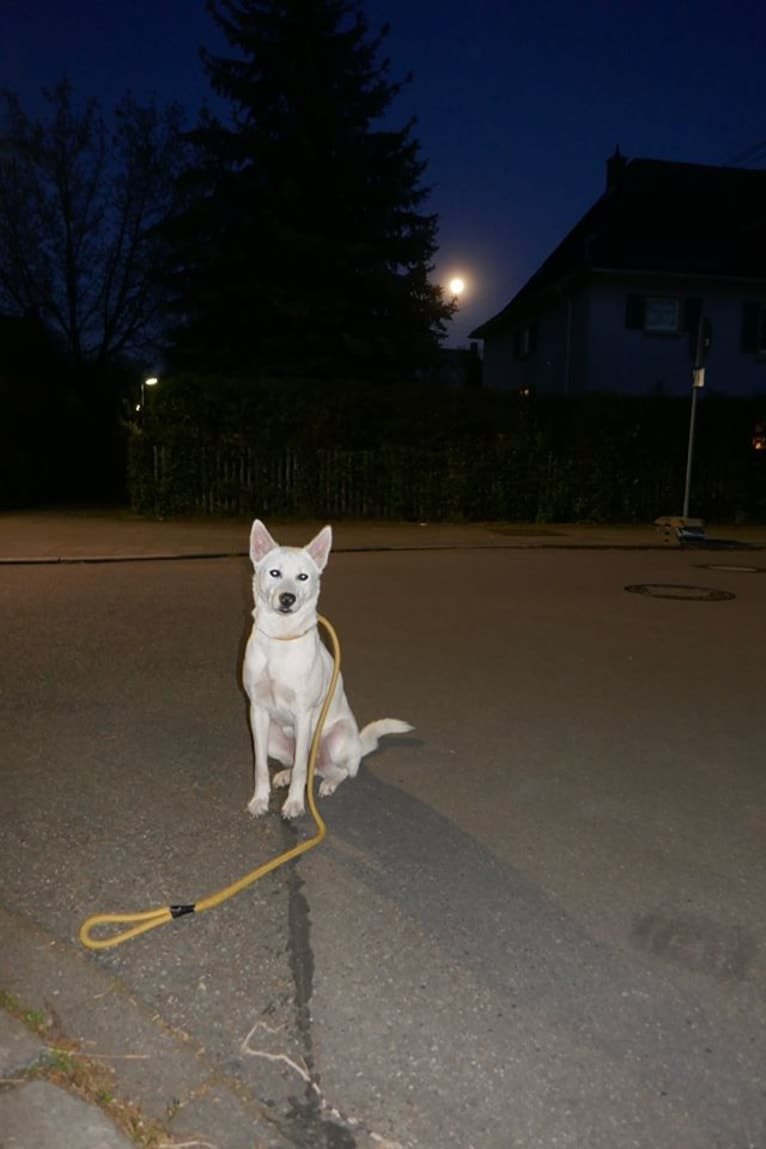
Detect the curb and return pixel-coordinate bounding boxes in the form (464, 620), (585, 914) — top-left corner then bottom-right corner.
(0, 907), (305, 1149)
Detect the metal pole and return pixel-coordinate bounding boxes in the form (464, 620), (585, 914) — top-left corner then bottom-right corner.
(682, 382), (699, 518)
(682, 314), (709, 519)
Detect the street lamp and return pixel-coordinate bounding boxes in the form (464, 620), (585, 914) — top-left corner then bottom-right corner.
(140, 375), (158, 412)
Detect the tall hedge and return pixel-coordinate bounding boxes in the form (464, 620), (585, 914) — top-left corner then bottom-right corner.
(128, 375), (766, 523)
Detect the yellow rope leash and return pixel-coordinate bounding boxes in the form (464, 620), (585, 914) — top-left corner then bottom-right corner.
(79, 615), (340, 952)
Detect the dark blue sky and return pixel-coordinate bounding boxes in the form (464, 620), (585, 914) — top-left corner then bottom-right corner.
(2, 0), (765, 346)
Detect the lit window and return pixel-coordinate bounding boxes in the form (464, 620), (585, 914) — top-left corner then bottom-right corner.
(625, 294), (688, 335)
(644, 297), (679, 334)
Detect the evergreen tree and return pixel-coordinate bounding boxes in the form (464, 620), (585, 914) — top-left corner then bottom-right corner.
(165, 0), (452, 378)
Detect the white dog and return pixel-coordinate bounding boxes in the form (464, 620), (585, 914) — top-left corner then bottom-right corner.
(243, 520), (413, 819)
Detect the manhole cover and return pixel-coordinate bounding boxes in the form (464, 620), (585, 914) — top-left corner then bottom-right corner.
(696, 563), (764, 574)
(624, 583), (736, 601)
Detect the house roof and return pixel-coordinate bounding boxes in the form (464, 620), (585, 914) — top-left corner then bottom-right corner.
(470, 154), (766, 339)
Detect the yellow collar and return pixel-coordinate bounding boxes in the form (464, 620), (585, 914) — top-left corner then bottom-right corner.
(255, 622), (316, 642)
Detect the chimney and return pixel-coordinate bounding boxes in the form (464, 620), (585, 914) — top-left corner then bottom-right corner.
(606, 145), (627, 191)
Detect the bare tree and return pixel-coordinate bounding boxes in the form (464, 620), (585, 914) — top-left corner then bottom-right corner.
(0, 79), (188, 365)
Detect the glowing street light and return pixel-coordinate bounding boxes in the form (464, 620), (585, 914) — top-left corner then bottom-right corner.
(140, 375), (159, 412)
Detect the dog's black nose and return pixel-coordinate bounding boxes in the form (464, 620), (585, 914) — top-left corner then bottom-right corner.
(279, 592), (296, 610)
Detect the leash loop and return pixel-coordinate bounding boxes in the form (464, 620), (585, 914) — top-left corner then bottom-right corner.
(79, 615), (340, 951)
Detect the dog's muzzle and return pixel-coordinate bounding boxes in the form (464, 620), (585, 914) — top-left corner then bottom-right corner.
(278, 592), (297, 612)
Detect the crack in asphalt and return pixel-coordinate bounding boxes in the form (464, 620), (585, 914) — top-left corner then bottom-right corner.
(281, 821), (357, 1149)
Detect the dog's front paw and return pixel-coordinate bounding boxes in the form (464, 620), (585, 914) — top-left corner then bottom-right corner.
(272, 768), (292, 789)
(318, 778), (340, 797)
(247, 795), (269, 817)
(281, 796), (305, 820)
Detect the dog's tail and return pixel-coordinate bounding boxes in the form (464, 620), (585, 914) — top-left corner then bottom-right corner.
(359, 718), (414, 757)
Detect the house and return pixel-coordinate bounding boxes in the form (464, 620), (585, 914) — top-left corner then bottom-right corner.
(469, 151), (766, 397)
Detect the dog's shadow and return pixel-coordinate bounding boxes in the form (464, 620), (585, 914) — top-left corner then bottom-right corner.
(314, 764), (756, 1137)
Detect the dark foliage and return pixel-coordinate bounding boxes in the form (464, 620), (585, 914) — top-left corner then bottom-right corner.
(128, 376), (766, 523)
(0, 315), (131, 507)
(0, 80), (189, 505)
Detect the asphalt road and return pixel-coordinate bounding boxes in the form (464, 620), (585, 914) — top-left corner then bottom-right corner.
(1, 546), (764, 1148)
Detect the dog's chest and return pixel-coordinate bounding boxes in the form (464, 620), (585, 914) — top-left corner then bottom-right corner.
(243, 631), (322, 717)
(251, 674), (297, 716)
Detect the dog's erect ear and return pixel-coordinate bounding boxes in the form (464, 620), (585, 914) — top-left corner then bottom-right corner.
(249, 519), (279, 565)
(305, 525), (332, 572)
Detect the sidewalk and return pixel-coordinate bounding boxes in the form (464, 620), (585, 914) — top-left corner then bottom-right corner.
(2, 507), (766, 562)
(0, 909), (303, 1148)
(0, 1009), (137, 1149)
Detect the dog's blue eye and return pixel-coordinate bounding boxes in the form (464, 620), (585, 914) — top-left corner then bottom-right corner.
(269, 569), (281, 578)
(297, 573), (309, 581)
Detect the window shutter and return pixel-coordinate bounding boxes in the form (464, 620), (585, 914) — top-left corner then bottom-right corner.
(625, 294), (644, 329)
(741, 301), (760, 353)
(683, 297), (702, 332)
